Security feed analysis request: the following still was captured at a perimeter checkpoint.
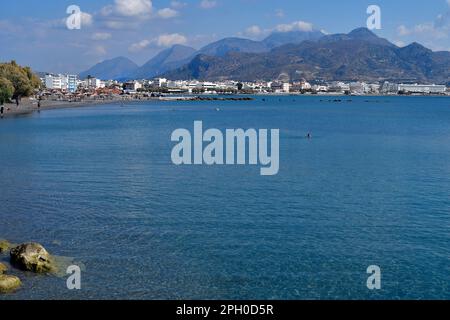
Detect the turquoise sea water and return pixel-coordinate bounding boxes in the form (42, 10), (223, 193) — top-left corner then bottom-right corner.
(0, 96), (449, 300)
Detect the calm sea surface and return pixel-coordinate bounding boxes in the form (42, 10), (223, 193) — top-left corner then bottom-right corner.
(0, 96), (449, 300)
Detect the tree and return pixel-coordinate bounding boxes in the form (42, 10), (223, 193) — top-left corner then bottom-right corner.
(0, 61), (41, 105)
(0, 77), (14, 105)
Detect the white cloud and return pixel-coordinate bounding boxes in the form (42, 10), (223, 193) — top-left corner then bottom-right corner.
(240, 20), (316, 40)
(393, 40), (406, 47)
(156, 33), (187, 47)
(397, 25), (411, 36)
(116, 0), (152, 16)
(103, 0), (152, 17)
(101, 0), (181, 29)
(128, 33), (187, 52)
(157, 8), (179, 19)
(395, 2), (450, 52)
(171, 1), (187, 9)
(86, 45), (107, 56)
(95, 45), (107, 55)
(275, 21), (314, 32)
(397, 22), (448, 39)
(81, 12), (93, 27)
(104, 20), (126, 29)
(91, 32), (112, 40)
(200, 0), (217, 9)
(245, 25), (263, 37)
(129, 39), (151, 52)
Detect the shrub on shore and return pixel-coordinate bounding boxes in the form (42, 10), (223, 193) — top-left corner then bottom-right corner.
(0, 61), (41, 105)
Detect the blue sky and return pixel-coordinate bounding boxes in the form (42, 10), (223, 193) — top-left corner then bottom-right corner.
(1, 0), (449, 73)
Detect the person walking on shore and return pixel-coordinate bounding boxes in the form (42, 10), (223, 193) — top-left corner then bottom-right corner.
(0, 105), (4, 118)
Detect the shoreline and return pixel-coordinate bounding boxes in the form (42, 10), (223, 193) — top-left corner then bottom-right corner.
(0, 95), (255, 118)
(1, 93), (448, 119)
(0, 97), (156, 118)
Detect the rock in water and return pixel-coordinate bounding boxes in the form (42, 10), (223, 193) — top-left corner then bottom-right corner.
(10, 243), (56, 273)
(0, 263), (7, 274)
(0, 240), (11, 253)
(0, 275), (21, 293)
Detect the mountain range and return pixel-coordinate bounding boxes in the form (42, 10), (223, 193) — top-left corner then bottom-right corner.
(79, 29), (325, 80)
(79, 28), (450, 84)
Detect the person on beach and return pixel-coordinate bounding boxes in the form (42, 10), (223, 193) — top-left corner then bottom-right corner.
(0, 105), (4, 118)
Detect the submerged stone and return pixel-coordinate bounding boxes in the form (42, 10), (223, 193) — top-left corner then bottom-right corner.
(0, 240), (11, 253)
(0, 275), (21, 293)
(0, 263), (7, 274)
(10, 243), (57, 273)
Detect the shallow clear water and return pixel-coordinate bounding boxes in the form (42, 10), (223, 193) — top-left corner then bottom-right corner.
(0, 96), (449, 300)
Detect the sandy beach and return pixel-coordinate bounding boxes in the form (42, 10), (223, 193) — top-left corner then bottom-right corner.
(0, 96), (154, 118)
(0, 95), (258, 118)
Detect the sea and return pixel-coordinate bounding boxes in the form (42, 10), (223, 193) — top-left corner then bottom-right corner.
(0, 95), (449, 300)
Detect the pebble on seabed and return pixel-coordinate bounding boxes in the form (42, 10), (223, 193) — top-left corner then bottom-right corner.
(0, 274), (22, 293)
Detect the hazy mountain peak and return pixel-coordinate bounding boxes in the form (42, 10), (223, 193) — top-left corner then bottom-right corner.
(157, 44), (197, 64)
(319, 27), (393, 47)
(79, 57), (138, 80)
(198, 37), (269, 57)
(129, 44), (197, 80)
(405, 42), (430, 50)
(348, 27), (378, 39)
(263, 29), (325, 49)
(398, 42), (433, 57)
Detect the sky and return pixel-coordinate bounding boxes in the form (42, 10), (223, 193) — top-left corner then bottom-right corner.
(0, 0), (449, 73)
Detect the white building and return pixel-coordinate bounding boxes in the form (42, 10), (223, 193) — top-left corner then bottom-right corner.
(44, 74), (63, 90)
(271, 82), (290, 93)
(155, 78), (168, 87)
(312, 85), (328, 92)
(66, 75), (78, 92)
(86, 77), (105, 89)
(398, 84), (447, 94)
(329, 82), (350, 93)
(381, 82), (399, 94)
(44, 74), (78, 92)
(123, 81), (142, 93)
(202, 82), (217, 91)
(349, 82), (365, 94)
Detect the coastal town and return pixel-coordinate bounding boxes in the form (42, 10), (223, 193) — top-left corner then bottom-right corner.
(1, 62), (449, 118)
(40, 73), (449, 99)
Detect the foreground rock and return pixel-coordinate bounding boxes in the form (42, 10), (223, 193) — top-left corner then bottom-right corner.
(0, 240), (11, 253)
(0, 263), (7, 274)
(0, 275), (21, 293)
(10, 243), (56, 273)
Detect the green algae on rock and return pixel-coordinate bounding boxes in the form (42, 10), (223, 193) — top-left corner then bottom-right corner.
(0, 263), (7, 274)
(0, 275), (21, 293)
(0, 240), (11, 253)
(10, 243), (57, 274)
